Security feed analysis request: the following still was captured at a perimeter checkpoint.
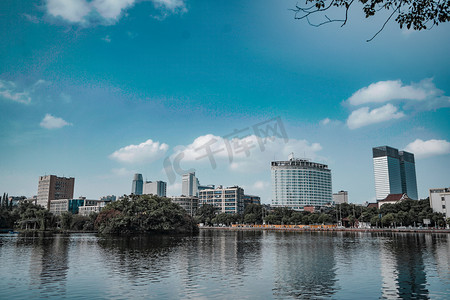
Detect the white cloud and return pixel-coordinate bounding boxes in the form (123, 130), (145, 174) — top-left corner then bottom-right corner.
(101, 35), (111, 42)
(40, 113), (72, 129)
(320, 118), (341, 126)
(47, 0), (91, 23)
(346, 79), (450, 110)
(169, 134), (323, 173)
(110, 139), (169, 164)
(92, 0), (135, 20)
(152, 0), (186, 11)
(0, 79), (51, 104)
(23, 13), (40, 23)
(320, 118), (330, 125)
(347, 104), (404, 129)
(405, 139), (450, 159)
(0, 80), (31, 104)
(46, 0), (187, 24)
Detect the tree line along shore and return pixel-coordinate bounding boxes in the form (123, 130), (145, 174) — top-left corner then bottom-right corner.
(1, 194), (449, 235)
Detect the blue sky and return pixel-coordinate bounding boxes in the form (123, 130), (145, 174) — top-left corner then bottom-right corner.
(1, 0), (449, 204)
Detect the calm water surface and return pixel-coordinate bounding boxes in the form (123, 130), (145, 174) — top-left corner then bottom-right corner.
(0, 230), (449, 299)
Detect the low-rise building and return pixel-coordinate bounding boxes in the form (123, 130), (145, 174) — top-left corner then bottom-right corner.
(243, 194), (261, 207)
(78, 200), (110, 216)
(377, 193), (411, 209)
(49, 197), (110, 216)
(170, 196), (198, 216)
(199, 186), (245, 214)
(429, 188), (450, 218)
(49, 198), (85, 215)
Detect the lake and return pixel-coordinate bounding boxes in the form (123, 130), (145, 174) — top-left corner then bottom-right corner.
(0, 230), (449, 299)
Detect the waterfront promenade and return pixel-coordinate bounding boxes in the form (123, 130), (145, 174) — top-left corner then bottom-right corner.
(201, 225), (450, 234)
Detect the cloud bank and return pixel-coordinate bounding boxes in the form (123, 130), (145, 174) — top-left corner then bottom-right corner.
(110, 139), (169, 163)
(405, 139), (450, 159)
(346, 104), (404, 129)
(0, 79), (49, 104)
(345, 78), (449, 129)
(46, 0), (187, 24)
(169, 134), (324, 173)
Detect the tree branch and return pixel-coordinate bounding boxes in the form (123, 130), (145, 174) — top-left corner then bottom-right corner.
(367, 1), (403, 42)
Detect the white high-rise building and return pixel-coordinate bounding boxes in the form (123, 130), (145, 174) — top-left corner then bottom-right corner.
(373, 146), (418, 200)
(271, 155), (332, 210)
(182, 172), (199, 197)
(143, 181), (167, 197)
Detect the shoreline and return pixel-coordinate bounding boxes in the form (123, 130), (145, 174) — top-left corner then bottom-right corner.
(200, 226), (450, 234)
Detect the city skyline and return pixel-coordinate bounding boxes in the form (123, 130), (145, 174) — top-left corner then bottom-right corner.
(0, 1), (449, 204)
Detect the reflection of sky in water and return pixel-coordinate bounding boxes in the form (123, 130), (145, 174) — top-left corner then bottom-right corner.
(0, 232), (449, 299)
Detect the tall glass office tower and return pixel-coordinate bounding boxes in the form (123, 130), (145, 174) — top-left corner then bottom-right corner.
(271, 155), (332, 210)
(131, 173), (143, 195)
(373, 146), (418, 200)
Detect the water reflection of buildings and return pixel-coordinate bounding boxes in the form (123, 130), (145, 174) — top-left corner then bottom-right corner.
(95, 231), (264, 298)
(272, 232), (337, 298)
(178, 230), (264, 298)
(28, 233), (69, 298)
(380, 233), (429, 299)
(429, 234), (450, 284)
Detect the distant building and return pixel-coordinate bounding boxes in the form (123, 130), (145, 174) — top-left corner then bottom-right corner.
(182, 172), (199, 197)
(271, 154), (332, 211)
(170, 196), (198, 216)
(333, 191), (348, 205)
(373, 146), (418, 200)
(366, 202), (378, 209)
(429, 188), (450, 218)
(143, 181), (167, 197)
(8, 196), (26, 206)
(377, 193), (411, 209)
(78, 199), (111, 216)
(50, 197), (112, 216)
(49, 198), (85, 215)
(37, 175), (75, 209)
(243, 194), (261, 207)
(199, 186), (245, 214)
(131, 173), (143, 195)
(198, 184), (215, 192)
(100, 195), (116, 202)
(304, 205), (315, 213)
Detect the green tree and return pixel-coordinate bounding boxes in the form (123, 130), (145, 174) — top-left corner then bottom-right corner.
(195, 204), (216, 226)
(370, 215), (380, 227)
(243, 204), (263, 224)
(214, 213), (239, 226)
(95, 195), (198, 235)
(381, 213), (395, 227)
(244, 213), (258, 225)
(60, 212), (73, 230)
(289, 212), (303, 225)
(291, 0), (450, 41)
(347, 215), (356, 227)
